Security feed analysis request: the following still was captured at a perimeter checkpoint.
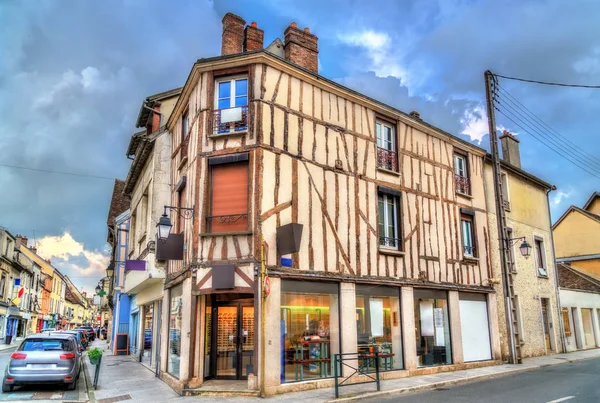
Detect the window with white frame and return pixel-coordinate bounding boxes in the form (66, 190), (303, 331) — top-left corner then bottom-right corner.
(378, 190), (401, 250)
(454, 152), (471, 195)
(376, 120), (398, 171)
(214, 76), (248, 135)
(535, 237), (547, 277)
(461, 212), (477, 258)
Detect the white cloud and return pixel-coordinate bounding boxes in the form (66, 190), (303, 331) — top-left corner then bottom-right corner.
(337, 30), (408, 81)
(35, 232), (109, 293)
(552, 190), (571, 206)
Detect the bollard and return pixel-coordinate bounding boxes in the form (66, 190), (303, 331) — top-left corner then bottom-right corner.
(93, 355), (102, 389)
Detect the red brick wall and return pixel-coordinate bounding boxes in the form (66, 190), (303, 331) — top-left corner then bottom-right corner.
(221, 12), (245, 55)
(284, 24), (318, 73)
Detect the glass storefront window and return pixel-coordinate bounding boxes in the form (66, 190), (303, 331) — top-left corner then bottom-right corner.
(281, 281), (339, 383)
(414, 289), (451, 367)
(168, 284), (183, 378)
(356, 285), (402, 371)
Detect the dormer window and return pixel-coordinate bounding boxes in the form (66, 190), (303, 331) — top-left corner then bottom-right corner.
(214, 76), (248, 135)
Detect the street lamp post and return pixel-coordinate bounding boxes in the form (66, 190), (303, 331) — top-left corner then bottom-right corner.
(156, 205), (195, 241)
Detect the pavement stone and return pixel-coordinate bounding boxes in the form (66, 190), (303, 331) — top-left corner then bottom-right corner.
(84, 339), (600, 403)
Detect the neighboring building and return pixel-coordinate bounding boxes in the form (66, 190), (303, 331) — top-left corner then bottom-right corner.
(553, 191), (600, 280)
(104, 178), (131, 349)
(109, 209), (131, 353)
(483, 132), (562, 360)
(158, 13), (501, 395)
(558, 263), (600, 351)
(122, 87), (181, 368)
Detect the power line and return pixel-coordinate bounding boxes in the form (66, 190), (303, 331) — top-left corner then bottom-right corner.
(494, 105), (600, 179)
(494, 73), (600, 89)
(0, 163), (116, 181)
(494, 89), (600, 174)
(495, 84), (600, 167)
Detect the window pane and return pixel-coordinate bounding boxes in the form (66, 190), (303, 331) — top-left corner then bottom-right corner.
(218, 99), (230, 110)
(385, 126), (393, 150)
(356, 286), (402, 371)
(414, 291), (451, 367)
(235, 95), (248, 107)
(235, 79), (248, 96)
(218, 81), (231, 99)
(281, 283), (339, 383)
(376, 123), (382, 147)
(387, 198), (395, 237)
(168, 284), (183, 379)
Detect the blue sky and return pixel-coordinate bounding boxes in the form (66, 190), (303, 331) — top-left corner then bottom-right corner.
(1, 0), (599, 292)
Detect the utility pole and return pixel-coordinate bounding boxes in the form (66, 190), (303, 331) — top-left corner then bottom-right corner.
(484, 70), (522, 364)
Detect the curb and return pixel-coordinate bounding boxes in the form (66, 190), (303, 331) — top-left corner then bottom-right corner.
(83, 358), (96, 403)
(326, 354), (599, 402)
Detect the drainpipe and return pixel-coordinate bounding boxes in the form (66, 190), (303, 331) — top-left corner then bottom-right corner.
(546, 185), (566, 353)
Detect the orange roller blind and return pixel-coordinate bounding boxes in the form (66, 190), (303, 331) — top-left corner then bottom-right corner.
(211, 162), (249, 233)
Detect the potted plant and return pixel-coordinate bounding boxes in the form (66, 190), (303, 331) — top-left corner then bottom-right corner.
(87, 347), (103, 365)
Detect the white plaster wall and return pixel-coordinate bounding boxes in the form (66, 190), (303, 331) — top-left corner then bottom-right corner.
(560, 289), (600, 350)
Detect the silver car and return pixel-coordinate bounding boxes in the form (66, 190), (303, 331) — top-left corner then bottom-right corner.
(2, 333), (81, 392)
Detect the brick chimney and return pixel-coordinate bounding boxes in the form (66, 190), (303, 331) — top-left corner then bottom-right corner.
(221, 12), (246, 55)
(500, 130), (521, 168)
(243, 22), (264, 52)
(284, 23), (319, 73)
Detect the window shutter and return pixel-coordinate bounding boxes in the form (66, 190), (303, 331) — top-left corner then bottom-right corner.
(211, 162), (249, 232)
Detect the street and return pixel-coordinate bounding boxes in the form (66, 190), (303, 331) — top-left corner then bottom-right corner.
(0, 346), (87, 402)
(362, 357), (600, 403)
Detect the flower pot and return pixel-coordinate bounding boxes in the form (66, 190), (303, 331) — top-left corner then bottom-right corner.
(89, 355), (102, 365)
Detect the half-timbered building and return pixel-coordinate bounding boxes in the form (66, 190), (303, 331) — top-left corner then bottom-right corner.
(158, 12), (501, 395)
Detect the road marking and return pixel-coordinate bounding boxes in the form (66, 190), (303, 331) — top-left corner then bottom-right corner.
(546, 397), (575, 403)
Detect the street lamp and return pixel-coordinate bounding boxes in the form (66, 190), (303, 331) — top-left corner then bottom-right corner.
(519, 240), (532, 259)
(95, 284), (101, 295)
(507, 237), (531, 259)
(156, 205), (195, 241)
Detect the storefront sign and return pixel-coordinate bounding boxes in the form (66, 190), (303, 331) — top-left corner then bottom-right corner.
(22, 313), (31, 320)
(125, 260), (146, 271)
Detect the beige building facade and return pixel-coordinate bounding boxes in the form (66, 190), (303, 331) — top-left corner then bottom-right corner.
(156, 13), (503, 396)
(484, 133), (563, 360)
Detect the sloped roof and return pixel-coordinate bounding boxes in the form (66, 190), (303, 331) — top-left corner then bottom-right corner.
(106, 179), (130, 242)
(135, 87), (182, 128)
(582, 191), (600, 211)
(558, 263), (600, 293)
(552, 205), (600, 230)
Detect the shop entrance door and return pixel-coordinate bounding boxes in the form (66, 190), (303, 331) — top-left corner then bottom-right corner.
(211, 298), (254, 380)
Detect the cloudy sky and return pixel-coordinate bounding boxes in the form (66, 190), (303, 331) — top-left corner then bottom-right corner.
(1, 0), (599, 293)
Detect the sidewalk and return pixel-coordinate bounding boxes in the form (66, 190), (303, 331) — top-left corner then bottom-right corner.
(0, 337), (23, 352)
(85, 341), (600, 403)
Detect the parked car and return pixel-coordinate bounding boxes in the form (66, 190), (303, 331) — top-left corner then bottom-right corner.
(144, 329), (152, 349)
(78, 327), (96, 341)
(70, 329), (88, 349)
(3, 334), (81, 392)
(48, 331), (85, 354)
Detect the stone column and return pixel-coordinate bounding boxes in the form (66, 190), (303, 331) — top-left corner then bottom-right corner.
(263, 277), (281, 393)
(339, 282), (357, 377)
(137, 304), (145, 362)
(179, 277), (193, 382)
(487, 293), (502, 360)
(573, 307), (584, 349)
(401, 287), (416, 370)
(592, 307), (600, 348)
(160, 288), (170, 373)
(448, 291), (464, 365)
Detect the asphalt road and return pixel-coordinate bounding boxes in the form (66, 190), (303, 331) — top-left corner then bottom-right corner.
(362, 357), (600, 403)
(0, 345), (86, 401)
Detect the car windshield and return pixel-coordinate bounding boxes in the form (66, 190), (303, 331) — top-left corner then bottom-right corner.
(20, 339), (73, 352)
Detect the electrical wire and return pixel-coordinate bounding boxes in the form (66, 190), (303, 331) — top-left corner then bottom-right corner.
(494, 107), (600, 180)
(0, 163), (116, 181)
(493, 73), (600, 89)
(495, 84), (600, 168)
(494, 91), (600, 174)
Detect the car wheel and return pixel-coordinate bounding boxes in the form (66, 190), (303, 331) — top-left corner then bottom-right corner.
(2, 380), (13, 393)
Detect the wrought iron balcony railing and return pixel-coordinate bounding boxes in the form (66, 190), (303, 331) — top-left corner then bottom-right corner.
(213, 106), (248, 135)
(455, 174), (471, 196)
(379, 236), (401, 250)
(376, 147), (398, 172)
(206, 213), (249, 233)
(463, 245), (477, 258)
